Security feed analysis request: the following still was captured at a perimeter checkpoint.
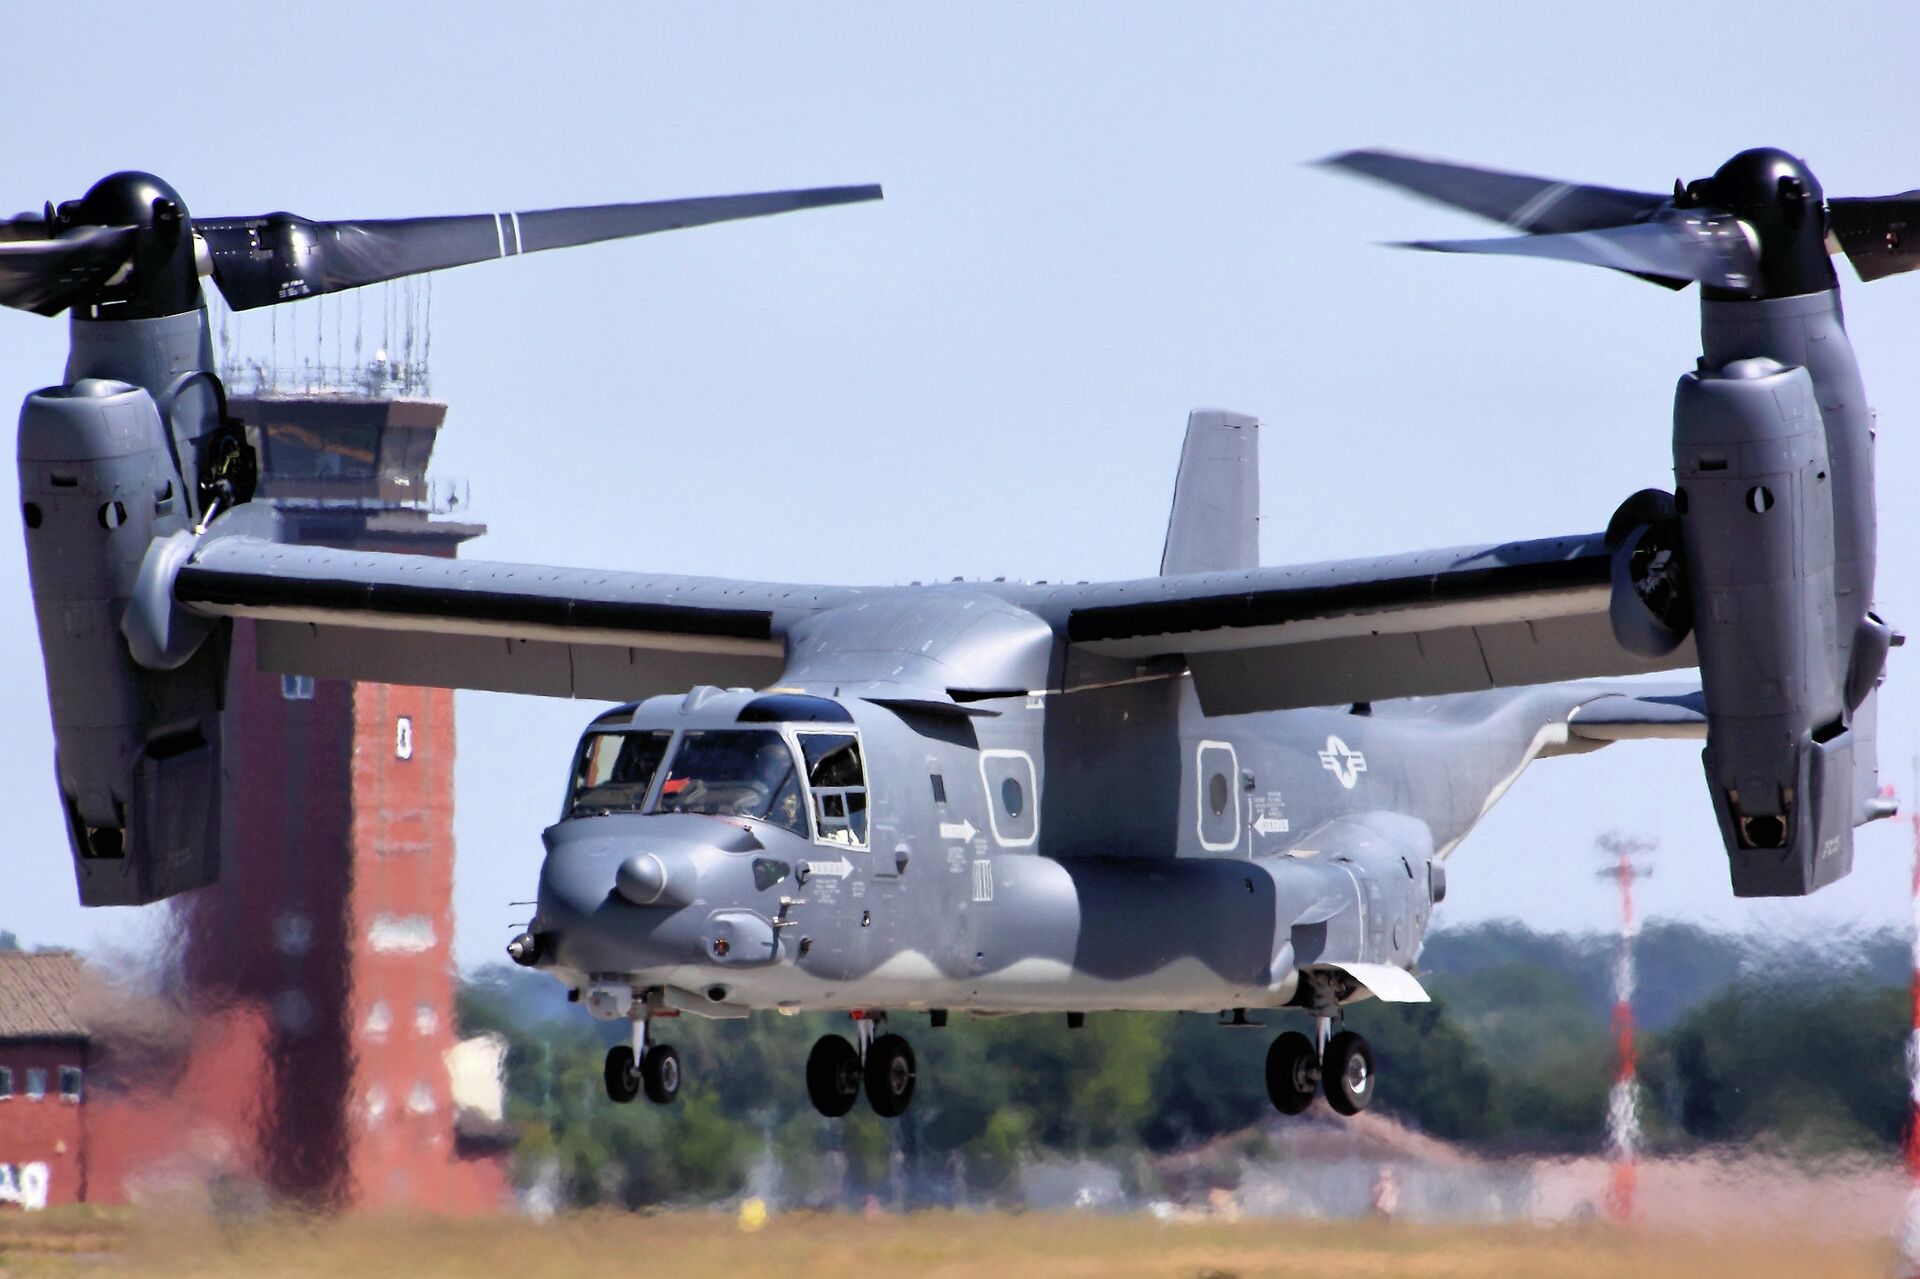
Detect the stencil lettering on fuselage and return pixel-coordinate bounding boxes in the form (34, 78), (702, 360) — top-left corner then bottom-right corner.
(1250, 791), (1290, 838)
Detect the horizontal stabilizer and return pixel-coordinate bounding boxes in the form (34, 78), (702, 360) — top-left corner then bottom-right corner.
(1567, 689), (1706, 741)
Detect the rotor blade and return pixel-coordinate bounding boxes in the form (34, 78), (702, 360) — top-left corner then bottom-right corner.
(1401, 213), (1760, 291)
(199, 184), (883, 311)
(1321, 148), (1667, 235)
(0, 225), (137, 316)
(1827, 192), (1920, 282)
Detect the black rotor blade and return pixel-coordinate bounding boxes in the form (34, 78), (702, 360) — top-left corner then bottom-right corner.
(1402, 212), (1759, 291)
(1827, 192), (1920, 282)
(0, 225), (137, 316)
(199, 183), (883, 311)
(1321, 148), (1667, 235)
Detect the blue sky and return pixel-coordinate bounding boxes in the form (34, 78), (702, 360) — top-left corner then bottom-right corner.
(1, 4), (1915, 966)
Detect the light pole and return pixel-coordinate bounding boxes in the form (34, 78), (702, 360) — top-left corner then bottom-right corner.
(1596, 832), (1654, 1225)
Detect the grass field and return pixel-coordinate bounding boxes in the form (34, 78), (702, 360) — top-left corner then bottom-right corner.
(0, 1209), (1896, 1279)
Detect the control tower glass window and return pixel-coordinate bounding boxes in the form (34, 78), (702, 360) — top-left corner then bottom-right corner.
(567, 730), (673, 818)
(798, 731), (868, 848)
(653, 730), (806, 837)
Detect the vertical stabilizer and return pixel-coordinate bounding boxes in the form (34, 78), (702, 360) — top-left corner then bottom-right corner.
(1160, 408), (1259, 576)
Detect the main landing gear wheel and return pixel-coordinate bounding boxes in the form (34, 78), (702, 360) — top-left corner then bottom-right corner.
(1265, 1031), (1320, 1115)
(1322, 1029), (1375, 1116)
(641, 1043), (682, 1105)
(604, 1045), (640, 1104)
(865, 1033), (917, 1118)
(806, 1034), (862, 1117)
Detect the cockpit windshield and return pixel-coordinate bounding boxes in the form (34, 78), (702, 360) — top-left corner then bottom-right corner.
(653, 729), (806, 837)
(567, 730), (673, 818)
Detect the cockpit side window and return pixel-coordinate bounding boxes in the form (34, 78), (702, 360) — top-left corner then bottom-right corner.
(567, 730), (673, 819)
(798, 731), (868, 848)
(652, 729), (807, 837)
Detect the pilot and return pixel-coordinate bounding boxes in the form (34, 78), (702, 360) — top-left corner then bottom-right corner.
(750, 742), (804, 834)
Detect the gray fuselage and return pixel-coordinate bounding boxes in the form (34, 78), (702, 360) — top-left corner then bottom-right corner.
(532, 602), (1595, 1020)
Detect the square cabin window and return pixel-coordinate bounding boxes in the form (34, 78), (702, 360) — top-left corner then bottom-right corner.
(798, 732), (868, 848)
(0, 1066), (12, 1099)
(25, 1069), (46, 1100)
(59, 1067), (82, 1102)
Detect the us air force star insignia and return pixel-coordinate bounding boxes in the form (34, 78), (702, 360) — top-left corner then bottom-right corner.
(1318, 735), (1367, 789)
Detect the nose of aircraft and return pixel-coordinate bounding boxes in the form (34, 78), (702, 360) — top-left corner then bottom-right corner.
(533, 813), (791, 978)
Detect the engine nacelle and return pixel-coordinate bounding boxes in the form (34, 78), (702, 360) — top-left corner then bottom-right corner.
(1673, 356), (1853, 896)
(18, 379), (228, 905)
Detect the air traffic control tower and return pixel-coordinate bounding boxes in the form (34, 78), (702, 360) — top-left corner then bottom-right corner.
(101, 317), (512, 1211)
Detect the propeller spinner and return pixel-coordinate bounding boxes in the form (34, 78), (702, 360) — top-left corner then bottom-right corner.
(0, 171), (883, 320)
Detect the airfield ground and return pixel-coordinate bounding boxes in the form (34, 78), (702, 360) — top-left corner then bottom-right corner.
(0, 1208), (1892, 1278)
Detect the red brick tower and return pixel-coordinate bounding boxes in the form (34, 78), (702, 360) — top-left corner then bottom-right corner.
(105, 385), (511, 1211)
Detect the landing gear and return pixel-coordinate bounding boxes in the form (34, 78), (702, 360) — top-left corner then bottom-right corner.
(1322, 1029), (1375, 1116)
(606, 1014), (679, 1105)
(1264, 1020), (1376, 1117)
(1265, 1031), (1319, 1115)
(807, 1014), (918, 1119)
(865, 1033), (917, 1118)
(806, 1034), (862, 1117)
(604, 1045), (640, 1104)
(641, 1043), (682, 1104)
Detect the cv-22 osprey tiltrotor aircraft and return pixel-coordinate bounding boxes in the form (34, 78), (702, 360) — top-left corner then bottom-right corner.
(4, 147), (1904, 1119)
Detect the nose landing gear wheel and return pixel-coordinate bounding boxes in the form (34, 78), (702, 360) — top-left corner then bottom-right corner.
(806, 1034), (862, 1117)
(641, 1043), (682, 1105)
(1322, 1029), (1375, 1116)
(864, 1033), (917, 1118)
(1265, 1030), (1320, 1115)
(604, 1045), (640, 1104)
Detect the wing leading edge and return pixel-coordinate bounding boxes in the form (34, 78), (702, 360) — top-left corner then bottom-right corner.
(175, 535), (852, 701)
(1057, 532), (1694, 714)
(176, 524), (1686, 712)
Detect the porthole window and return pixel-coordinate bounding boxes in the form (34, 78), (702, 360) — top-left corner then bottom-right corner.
(1746, 485), (1774, 514)
(1196, 741), (1241, 851)
(978, 750), (1038, 846)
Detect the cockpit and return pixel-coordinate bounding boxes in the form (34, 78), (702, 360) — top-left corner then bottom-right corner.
(564, 693), (869, 847)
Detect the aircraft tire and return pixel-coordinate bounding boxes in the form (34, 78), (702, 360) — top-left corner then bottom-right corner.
(1265, 1030), (1319, 1115)
(641, 1043), (682, 1104)
(1323, 1030), (1375, 1117)
(604, 1045), (640, 1104)
(806, 1034), (862, 1117)
(865, 1033), (917, 1119)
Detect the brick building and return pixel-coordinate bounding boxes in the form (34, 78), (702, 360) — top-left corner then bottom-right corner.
(0, 952), (89, 1209)
(160, 390), (505, 1210)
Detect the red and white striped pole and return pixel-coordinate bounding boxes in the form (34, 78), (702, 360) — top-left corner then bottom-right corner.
(1598, 833), (1654, 1225)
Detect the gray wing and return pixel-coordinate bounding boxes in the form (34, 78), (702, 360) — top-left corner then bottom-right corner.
(1051, 532), (1693, 714)
(175, 534), (852, 700)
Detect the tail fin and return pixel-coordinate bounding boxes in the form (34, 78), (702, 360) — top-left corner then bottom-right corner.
(1160, 409), (1259, 576)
